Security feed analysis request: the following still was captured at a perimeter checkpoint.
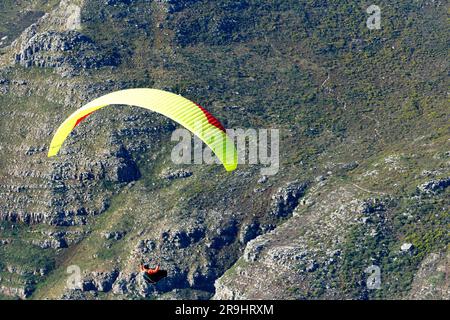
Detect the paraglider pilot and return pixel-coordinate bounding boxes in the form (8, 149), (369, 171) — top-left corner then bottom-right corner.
(140, 262), (167, 284)
(140, 263), (160, 275)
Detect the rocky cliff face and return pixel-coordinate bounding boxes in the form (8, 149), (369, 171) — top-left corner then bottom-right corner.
(14, 30), (120, 76)
(0, 0), (448, 300)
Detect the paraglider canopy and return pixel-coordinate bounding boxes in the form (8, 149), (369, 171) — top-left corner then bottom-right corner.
(48, 88), (238, 171)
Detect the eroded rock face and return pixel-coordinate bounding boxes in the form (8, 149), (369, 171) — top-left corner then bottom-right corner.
(135, 239), (157, 254)
(105, 145), (141, 183)
(91, 270), (120, 292)
(359, 198), (385, 215)
(14, 30), (119, 76)
(243, 238), (268, 262)
(407, 251), (450, 300)
(78, 269), (120, 293)
(110, 271), (165, 297)
(270, 181), (308, 218)
(239, 221), (261, 244)
(32, 237), (67, 249)
(0, 285), (33, 299)
(208, 220), (238, 250)
(0, 138), (141, 226)
(61, 269), (124, 299)
(160, 168), (193, 180)
(417, 177), (450, 194)
(0, 211), (50, 225)
(102, 231), (126, 241)
(214, 186), (363, 300)
(104, 157), (141, 183)
(213, 282), (247, 300)
(163, 228), (205, 249)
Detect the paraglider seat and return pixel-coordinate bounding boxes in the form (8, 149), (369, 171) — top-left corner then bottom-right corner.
(143, 269), (167, 284)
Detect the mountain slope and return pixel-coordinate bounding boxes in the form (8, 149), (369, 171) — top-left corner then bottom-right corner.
(0, 0), (448, 300)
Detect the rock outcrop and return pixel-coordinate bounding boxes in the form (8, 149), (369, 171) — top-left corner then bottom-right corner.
(270, 181), (308, 218)
(13, 26), (119, 77)
(417, 177), (450, 194)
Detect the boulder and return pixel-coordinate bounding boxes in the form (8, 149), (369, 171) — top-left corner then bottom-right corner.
(401, 243), (414, 252)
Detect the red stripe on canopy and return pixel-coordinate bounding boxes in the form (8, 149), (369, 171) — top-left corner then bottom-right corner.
(73, 112), (94, 129)
(195, 104), (226, 132)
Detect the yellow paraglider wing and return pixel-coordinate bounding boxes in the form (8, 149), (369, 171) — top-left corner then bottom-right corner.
(48, 89), (237, 172)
